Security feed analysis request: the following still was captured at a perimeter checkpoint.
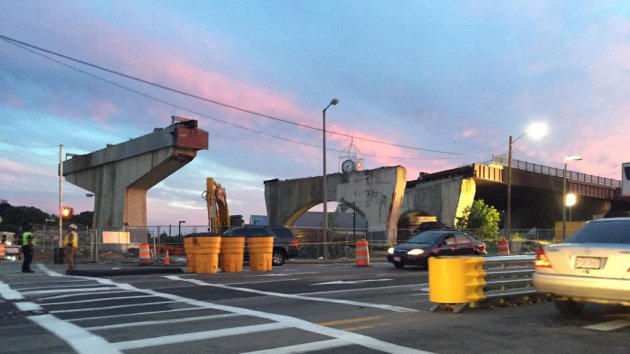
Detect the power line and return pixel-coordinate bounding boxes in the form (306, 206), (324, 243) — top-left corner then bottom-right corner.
(2, 38), (467, 161)
(0, 34), (465, 156)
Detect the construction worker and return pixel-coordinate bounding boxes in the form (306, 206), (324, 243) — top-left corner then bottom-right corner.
(21, 225), (35, 273)
(64, 224), (79, 273)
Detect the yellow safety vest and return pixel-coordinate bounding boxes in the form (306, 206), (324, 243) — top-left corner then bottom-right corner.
(64, 231), (78, 248)
(22, 231), (35, 246)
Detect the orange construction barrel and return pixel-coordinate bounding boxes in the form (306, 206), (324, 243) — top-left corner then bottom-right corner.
(247, 236), (274, 272)
(355, 239), (370, 266)
(138, 243), (151, 265)
(0, 243), (5, 260)
(497, 239), (510, 255)
(220, 236), (245, 272)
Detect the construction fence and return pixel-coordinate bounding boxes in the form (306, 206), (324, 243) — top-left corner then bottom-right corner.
(5, 223), (586, 263)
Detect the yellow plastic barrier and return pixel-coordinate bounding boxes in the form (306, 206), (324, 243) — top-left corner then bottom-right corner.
(220, 237), (245, 272)
(247, 236), (274, 272)
(183, 235), (221, 273)
(194, 236), (221, 273)
(429, 256), (486, 305)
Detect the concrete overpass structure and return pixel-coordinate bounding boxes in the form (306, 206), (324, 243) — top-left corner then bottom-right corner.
(264, 166), (407, 246)
(62, 120), (208, 232)
(265, 159), (626, 245)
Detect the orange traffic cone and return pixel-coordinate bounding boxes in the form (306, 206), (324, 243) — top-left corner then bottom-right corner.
(163, 249), (171, 266)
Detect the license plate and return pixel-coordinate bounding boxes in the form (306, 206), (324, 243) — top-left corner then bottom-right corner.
(393, 256), (401, 262)
(575, 256), (602, 269)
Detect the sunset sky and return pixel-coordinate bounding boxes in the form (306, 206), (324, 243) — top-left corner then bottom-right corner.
(1, 1), (629, 227)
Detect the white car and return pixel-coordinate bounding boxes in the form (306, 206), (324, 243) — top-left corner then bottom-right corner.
(532, 217), (630, 315)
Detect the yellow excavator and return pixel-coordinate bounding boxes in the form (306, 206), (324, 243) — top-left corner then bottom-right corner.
(202, 177), (231, 233)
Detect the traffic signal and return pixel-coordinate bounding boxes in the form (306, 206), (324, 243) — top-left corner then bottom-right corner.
(61, 207), (74, 220)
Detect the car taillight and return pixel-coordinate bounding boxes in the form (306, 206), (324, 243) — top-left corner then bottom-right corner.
(534, 248), (552, 268)
(290, 240), (298, 246)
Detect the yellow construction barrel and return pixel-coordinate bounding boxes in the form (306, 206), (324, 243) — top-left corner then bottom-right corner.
(184, 233), (222, 273)
(247, 235), (274, 272)
(429, 256), (486, 304)
(220, 235), (245, 272)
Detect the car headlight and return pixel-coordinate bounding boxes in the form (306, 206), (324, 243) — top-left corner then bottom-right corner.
(407, 249), (425, 256)
(387, 247), (395, 254)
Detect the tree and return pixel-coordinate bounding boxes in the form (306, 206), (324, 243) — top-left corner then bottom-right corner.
(456, 199), (500, 240)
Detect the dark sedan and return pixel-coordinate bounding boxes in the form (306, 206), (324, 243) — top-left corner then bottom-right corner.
(387, 230), (487, 269)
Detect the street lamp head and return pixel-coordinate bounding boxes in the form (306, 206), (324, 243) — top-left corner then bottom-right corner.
(526, 122), (548, 140)
(565, 155), (583, 162)
(330, 98), (339, 106)
(565, 193), (577, 207)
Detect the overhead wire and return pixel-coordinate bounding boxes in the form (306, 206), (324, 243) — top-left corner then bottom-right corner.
(0, 34), (467, 156)
(1, 37), (468, 161)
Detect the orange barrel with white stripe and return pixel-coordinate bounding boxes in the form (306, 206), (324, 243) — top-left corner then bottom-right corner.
(138, 243), (151, 264)
(220, 236), (245, 272)
(355, 239), (370, 266)
(0, 243), (5, 260)
(497, 239), (510, 255)
(247, 236), (273, 272)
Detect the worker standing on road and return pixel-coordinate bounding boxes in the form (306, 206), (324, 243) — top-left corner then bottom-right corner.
(64, 224), (79, 274)
(21, 225), (35, 273)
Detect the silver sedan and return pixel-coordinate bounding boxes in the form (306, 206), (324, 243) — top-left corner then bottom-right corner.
(532, 217), (630, 315)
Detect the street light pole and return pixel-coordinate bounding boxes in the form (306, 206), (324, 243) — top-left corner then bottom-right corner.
(562, 156), (582, 240)
(178, 220), (186, 238)
(506, 135), (513, 240)
(505, 122), (548, 241)
(322, 98), (339, 260)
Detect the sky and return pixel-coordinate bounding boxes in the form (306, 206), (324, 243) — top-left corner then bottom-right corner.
(1, 1), (630, 227)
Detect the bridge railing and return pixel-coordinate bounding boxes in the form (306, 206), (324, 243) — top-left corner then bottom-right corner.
(491, 156), (620, 188)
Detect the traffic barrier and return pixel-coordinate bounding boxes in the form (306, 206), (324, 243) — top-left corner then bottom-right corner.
(138, 243), (151, 265)
(429, 256), (486, 312)
(355, 239), (369, 266)
(220, 236), (245, 272)
(497, 239), (510, 255)
(430, 255), (539, 313)
(247, 236), (273, 272)
(0, 244), (5, 260)
(183, 237), (196, 272)
(194, 236), (221, 273)
(163, 249), (171, 266)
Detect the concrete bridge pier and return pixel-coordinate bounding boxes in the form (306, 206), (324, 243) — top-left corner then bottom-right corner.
(63, 122), (208, 231)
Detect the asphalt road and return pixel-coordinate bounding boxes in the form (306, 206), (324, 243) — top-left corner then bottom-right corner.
(0, 261), (628, 353)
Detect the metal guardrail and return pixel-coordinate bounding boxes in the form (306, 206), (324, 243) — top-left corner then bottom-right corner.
(492, 156), (621, 188)
(430, 255), (546, 313)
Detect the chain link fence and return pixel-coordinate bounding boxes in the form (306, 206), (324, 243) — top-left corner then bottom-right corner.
(11, 224), (585, 263)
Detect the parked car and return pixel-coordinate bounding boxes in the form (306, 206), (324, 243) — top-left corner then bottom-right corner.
(532, 217), (630, 315)
(387, 230), (487, 269)
(223, 226), (299, 266)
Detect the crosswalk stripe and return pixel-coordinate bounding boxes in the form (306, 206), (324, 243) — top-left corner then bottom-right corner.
(242, 338), (350, 354)
(583, 319), (630, 331)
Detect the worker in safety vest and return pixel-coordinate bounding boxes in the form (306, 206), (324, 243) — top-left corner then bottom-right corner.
(21, 225), (35, 273)
(64, 224), (79, 273)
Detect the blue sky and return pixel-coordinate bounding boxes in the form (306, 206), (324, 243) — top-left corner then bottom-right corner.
(1, 1), (629, 226)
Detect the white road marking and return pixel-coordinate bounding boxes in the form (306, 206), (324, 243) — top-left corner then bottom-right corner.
(242, 338), (350, 354)
(43, 294), (156, 305)
(224, 278), (299, 285)
(49, 300), (181, 313)
(16, 301), (42, 311)
(69, 307), (203, 322)
(85, 313), (241, 331)
(253, 272), (319, 277)
(16, 283), (111, 291)
(36, 263), (63, 276)
(311, 279), (394, 286)
(583, 319), (630, 331)
(0, 281), (24, 300)
(296, 283), (423, 296)
(29, 313), (120, 354)
(21, 287), (120, 295)
(36, 290), (133, 301)
(113, 323), (290, 351)
(167, 276), (417, 313)
(31, 264), (431, 353)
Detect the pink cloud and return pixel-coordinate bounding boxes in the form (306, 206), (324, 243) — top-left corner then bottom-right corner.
(0, 92), (24, 108)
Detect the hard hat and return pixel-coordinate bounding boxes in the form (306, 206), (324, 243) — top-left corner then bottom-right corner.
(69, 224), (77, 230)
